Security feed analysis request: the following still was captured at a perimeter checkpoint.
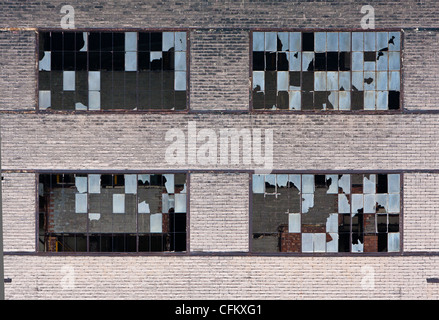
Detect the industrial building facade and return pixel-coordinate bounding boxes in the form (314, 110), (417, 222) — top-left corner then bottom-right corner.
(1, 0), (439, 299)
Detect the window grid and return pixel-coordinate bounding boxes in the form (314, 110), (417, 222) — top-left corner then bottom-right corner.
(251, 173), (401, 253)
(38, 173), (187, 253)
(251, 30), (402, 111)
(38, 31), (188, 111)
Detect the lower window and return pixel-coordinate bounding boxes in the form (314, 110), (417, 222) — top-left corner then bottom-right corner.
(251, 173), (401, 253)
(38, 172), (187, 253)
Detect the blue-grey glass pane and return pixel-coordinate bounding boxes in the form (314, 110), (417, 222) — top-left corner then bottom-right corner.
(364, 71), (376, 90)
(175, 193), (187, 213)
(328, 91), (338, 109)
(388, 32), (401, 51)
(302, 52), (314, 71)
(175, 71), (186, 91)
(389, 71), (400, 91)
(315, 32), (326, 52)
(327, 32), (338, 51)
(389, 52), (400, 70)
(314, 72), (326, 91)
(253, 71), (265, 91)
(377, 32), (388, 50)
(338, 194), (351, 213)
(175, 32), (186, 51)
(339, 32), (351, 51)
(162, 32), (174, 51)
(63, 71), (75, 91)
(352, 52), (364, 71)
(289, 32), (301, 51)
(253, 32), (264, 51)
(265, 32), (277, 52)
(377, 51), (388, 71)
(75, 176), (88, 193)
(265, 174), (276, 187)
(39, 90), (51, 109)
(327, 72), (338, 91)
(75, 194), (88, 214)
(302, 175), (314, 194)
(351, 194), (364, 214)
(364, 194), (376, 213)
(88, 174), (101, 193)
(376, 91), (389, 110)
(113, 194), (125, 213)
(289, 91), (301, 110)
(364, 61), (375, 71)
(339, 72), (351, 91)
(388, 174), (400, 193)
(364, 91), (375, 110)
(150, 214), (163, 233)
(388, 233), (400, 252)
(388, 194), (400, 213)
(39, 51), (51, 71)
(277, 71), (288, 91)
(277, 32), (289, 51)
(352, 71), (364, 90)
(376, 71), (388, 90)
(339, 91), (351, 110)
(175, 51), (186, 71)
(302, 233), (313, 253)
(364, 32), (376, 51)
(163, 174), (175, 193)
(125, 32), (137, 52)
(125, 52), (137, 71)
(352, 32), (364, 51)
(150, 51), (162, 62)
(289, 52), (301, 71)
(288, 214), (301, 233)
(125, 174), (137, 194)
(88, 91), (101, 110)
(252, 174), (265, 193)
(88, 71), (100, 91)
(80, 32), (88, 52)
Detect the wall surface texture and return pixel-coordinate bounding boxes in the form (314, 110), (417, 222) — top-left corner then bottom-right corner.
(1, 0), (438, 299)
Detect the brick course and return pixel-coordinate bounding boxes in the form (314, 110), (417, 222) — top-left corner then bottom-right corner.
(1, 0), (439, 300)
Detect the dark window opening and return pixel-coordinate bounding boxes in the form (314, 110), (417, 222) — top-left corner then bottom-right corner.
(252, 31), (401, 111)
(38, 31), (187, 111)
(251, 173), (401, 253)
(38, 172), (187, 253)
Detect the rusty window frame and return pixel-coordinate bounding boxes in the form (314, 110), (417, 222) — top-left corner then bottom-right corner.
(249, 171), (403, 255)
(249, 28), (404, 114)
(35, 170), (190, 255)
(36, 28), (190, 113)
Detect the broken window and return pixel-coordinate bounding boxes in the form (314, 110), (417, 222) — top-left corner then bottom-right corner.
(252, 173), (401, 253)
(38, 31), (187, 111)
(38, 172), (187, 253)
(252, 31), (401, 111)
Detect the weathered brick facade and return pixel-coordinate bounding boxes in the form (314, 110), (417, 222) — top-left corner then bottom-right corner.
(1, 0), (439, 299)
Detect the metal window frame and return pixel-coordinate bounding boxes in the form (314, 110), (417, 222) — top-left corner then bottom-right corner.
(34, 170), (190, 256)
(35, 28), (191, 114)
(249, 170), (404, 256)
(249, 28), (404, 114)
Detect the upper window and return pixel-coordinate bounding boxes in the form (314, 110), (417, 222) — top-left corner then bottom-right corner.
(38, 173), (187, 253)
(38, 31), (188, 111)
(252, 173), (401, 253)
(251, 31), (401, 111)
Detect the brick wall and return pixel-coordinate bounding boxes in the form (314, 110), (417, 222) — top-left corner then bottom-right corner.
(3, 255), (439, 299)
(403, 173), (439, 252)
(190, 172), (249, 252)
(1, 173), (35, 252)
(1, 0), (439, 300)
(1, 113), (439, 171)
